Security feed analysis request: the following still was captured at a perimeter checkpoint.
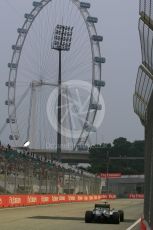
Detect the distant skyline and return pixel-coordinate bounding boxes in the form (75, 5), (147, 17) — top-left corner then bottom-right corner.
(0, 0), (143, 146)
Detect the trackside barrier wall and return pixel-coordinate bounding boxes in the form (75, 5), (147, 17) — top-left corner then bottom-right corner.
(128, 194), (144, 199)
(0, 194), (116, 208)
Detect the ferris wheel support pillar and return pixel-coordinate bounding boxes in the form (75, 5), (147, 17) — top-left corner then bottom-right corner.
(57, 49), (62, 156)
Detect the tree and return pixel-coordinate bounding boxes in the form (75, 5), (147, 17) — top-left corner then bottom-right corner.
(89, 143), (111, 174)
(88, 138), (144, 175)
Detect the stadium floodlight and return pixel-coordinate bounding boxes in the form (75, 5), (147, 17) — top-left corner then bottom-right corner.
(51, 25), (73, 155)
(23, 141), (30, 147)
(51, 24), (73, 51)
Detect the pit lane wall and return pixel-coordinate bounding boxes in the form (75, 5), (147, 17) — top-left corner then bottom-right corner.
(0, 194), (116, 208)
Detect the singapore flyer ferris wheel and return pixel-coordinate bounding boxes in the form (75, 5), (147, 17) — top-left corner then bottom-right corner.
(5, 0), (106, 151)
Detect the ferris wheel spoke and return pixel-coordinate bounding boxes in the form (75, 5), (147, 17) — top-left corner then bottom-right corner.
(21, 25), (44, 74)
(40, 53), (58, 81)
(64, 0), (71, 26)
(19, 30), (42, 72)
(66, 89), (75, 149)
(68, 21), (86, 48)
(29, 11), (56, 76)
(39, 18), (49, 74)
(63, 53), (91, 75)
(19, 67), (41, 79)
(63, 38), (91, 68)
(29, 12), (56, 80)
(26, 86), (33, 142)
(15, 86), (31, 110)
(43, 89), (56, 148)
(40, 89), (47, 148)
(71, 36), (91, 58)
(68, 89), (86, 129)
(62, 63), (91, 81)
(18, 112), (28, 142)
(41, 3), (61, 71)
(19, 66), (58, 85)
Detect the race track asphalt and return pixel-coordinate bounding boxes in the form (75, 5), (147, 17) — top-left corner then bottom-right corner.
(0, 199), (143, 230)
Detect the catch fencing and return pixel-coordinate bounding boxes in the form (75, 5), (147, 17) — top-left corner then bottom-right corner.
(0, 147), (101, 195)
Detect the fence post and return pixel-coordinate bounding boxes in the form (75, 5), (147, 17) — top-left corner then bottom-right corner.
(4, 160), (7, 193)
(14, 163), (17, 194)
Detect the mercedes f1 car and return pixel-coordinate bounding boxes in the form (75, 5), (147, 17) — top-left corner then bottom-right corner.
(85, 202), (124, 224)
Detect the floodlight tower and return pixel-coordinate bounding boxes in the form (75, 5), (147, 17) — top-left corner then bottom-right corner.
(51, 25), (73, 155)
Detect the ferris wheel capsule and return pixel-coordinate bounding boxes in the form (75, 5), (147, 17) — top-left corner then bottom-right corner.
(80, 2), (91, 9)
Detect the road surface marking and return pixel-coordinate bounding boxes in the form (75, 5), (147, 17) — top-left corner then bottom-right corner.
(126, 218), (141, 230)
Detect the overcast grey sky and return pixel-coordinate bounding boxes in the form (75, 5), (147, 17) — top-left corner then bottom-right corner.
(89, 0), (144, 143)
(0, 0), (143, 145)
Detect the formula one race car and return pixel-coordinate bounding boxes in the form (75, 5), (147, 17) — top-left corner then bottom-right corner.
(85, 202), (124, 224)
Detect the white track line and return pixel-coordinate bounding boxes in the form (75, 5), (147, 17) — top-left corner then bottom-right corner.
(126, 218), (141, 230)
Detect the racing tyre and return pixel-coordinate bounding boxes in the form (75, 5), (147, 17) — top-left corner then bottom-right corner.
(118, 210), (124, 222)
(85, 211), (93, 223)
(112, 212), (120, 224)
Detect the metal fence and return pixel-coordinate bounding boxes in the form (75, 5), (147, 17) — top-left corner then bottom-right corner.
(0, 148), (101, 195)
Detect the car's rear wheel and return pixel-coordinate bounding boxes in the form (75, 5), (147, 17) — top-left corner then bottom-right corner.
(85, 211), (93, 223)
(118, 210), (124, 222)
(112, 212), (120, 224)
